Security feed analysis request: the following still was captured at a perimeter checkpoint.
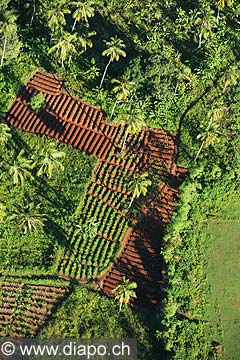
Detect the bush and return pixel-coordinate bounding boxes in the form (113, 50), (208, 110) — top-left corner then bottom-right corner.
(30, 93), (45, 113)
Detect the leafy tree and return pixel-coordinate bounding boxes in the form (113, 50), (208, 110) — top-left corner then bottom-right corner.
(71, 1), (95, 32)
(73, 217), (98, 240)
(221, 65), (239, 93)
(117, 110), (145, 152)
(85, 58), (100, 80)
(194, 7), (217, 47)
(0, 123), (11, 146)
(30, 93), (45, 113)
(174, 65), (192, 94)
(8, 150), (36, 186)
(110, 78), (134, 118)
(100, 36), (126, 87)
(23, 0), (42, 25)
(37, 143), (65, 179)
(10, 202), (47, 234)
(194, 109), (223, 161)
(0, 10), (19, 67)
(175, 7), (194, 37)
(212, 0), (234, 20)
(128, 172), (152, 208)
(49, 32), (77, 67)
(77, 30), (96, 52)
(112, 276), (137, 311)
(47, 2), (71, 40)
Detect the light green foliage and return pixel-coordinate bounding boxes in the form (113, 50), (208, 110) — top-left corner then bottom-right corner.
(113, 276), (137, 310)
(30, 92), (45, 112)
(49, 32), (79, 67)
(8, 149), (36, 186)
(0, 202), (6, 222)
(110, 77), (134, 117)
(9, 201), (47, 234)
(0, 123), (11, 146)
(102, 36), (126, 62)
(160, 177), (239, 359)
(118, 109), (145, 151)
(100, 36), (126, 87)
(73, 217), (98, 240)
(71, 1), (95, 31)
(0, 227), (56, 271)
(128, 172), (152, 208)
(204, 203), (240, 360)
(37, 142), (65, 179)
(47, 1), (71, 33)
(194, 6), (217, 47)
(0, 131), (97, 272)
(0, 9), (21, 66)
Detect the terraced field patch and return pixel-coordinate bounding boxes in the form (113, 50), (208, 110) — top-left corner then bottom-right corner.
(0, 278), (70, 337)
(5, 70), (187, 309)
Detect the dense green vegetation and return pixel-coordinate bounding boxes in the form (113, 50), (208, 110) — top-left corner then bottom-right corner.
(0, 129), (97, 272)
(39, 286), (161, 359)
(0, 0), (239, 359)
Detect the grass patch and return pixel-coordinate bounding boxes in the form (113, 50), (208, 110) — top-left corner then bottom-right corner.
(204, 197), (240, 360)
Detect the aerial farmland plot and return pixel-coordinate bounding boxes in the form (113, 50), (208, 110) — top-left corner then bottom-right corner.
(0, 1), (239, 359)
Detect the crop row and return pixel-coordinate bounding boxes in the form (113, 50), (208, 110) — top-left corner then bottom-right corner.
(88, 183), (128, 208)
(0, 282), (69, 337)
(60, 237), (119, 279)
(95, 162), (132, 191)
(82, 195), (128, 240)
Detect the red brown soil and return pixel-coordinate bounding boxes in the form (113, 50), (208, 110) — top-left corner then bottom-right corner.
(4, 70), (188, 310)
(0, 281), (69, 337)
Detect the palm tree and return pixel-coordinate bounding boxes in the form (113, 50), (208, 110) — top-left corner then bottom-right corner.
(47, 4), (70, 41)
(128, 172), (152, 208)
(118, 110), (145, 152)
(213, 0), (234, 20)
(73, 217), (98, 240)
(9, 150), (36, 186)
(49, 32), (77, 67)
(113, 276), (137, 311)
(10, 202), (47, 234)
(77, 30), (96, 52)
(0, 123), (12, 146)
(71, 1), (95, 32)
(100, 36), (126, 87)
(110, 78), (134, 118)
(0, 11), (18, 67)
(193, 109), (224, 161)
(194, 7), (217, 47)
(37, 143), (65, 179)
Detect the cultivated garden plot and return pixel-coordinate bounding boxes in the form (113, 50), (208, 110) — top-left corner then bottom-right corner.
(0, 278), (70, 337)
(4, 70), (187, 310)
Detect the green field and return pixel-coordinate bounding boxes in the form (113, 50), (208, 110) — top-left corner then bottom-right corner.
(204, 199), (240, 359)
